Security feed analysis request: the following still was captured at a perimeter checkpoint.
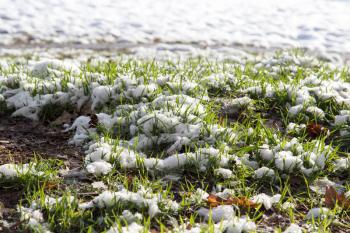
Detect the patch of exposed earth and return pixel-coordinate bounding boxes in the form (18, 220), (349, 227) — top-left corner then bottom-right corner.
(0, 115), (83, 168)
(0, 114), (84, 229)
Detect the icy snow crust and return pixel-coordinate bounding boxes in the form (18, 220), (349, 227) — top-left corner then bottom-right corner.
(1, 52), (350, 232)
(1, 0), (350, 62)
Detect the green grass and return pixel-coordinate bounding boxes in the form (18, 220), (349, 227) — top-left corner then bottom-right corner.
(0, 50), (350, 232)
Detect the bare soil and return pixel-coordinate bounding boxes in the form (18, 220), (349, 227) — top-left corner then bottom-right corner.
(0, 115), (84, 227)
(0, 115), (83, 167)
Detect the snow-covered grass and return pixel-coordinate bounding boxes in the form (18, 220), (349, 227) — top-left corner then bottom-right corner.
(0, 50), (350, 232)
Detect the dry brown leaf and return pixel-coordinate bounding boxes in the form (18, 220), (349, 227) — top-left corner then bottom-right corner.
(325, 186), (350, 209)
(307, 123), (328, 138)
(43, 181), (58, 190)
(207, 194), (258, 209)
(227, 196), (258, 209)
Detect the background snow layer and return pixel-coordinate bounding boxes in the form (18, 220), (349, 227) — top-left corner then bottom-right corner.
(0, 0), (349, 59)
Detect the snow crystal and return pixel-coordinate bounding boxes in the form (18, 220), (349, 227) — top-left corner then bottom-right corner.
(247, 127), (254, 136)
(334, 111), (350, 125)
(214, 168), (233, 179)
(91, 85), (111, 110)
(305, 208), (330, 220)
(85, 143), (113, 162)
(281, 202), (296, 210)
(284, 223), (302, 233)
(259, 145), (274, 161)
(306, 106), (325, 119)
(241, 154), (259, 169)
(230, 96), (252, 109)
(19, 207), (51, 232)
(334, 157), (350, 171)
(107, 222), (143, 233)
(197, 205), (235, 222)
(288, 105), (303, 117)
(251, 193), (281, 210)
(79, 187), (178, 218)
(286, 123), (306, 133)
(6, 91), (34, 108)
(275, 151), (302, 172)
(0, 164), (18, 178)
(224, 217), (257, 233)
(0, 163), (33, 179)
(64, 115), (91, 132)
(86, 161), (112, 176)
(64, 115), (93, 145)
(254, 167), (275, 179)
(91, 181), (107, 190)
(31, 60), (78, 77)
(96, 113), (119, 130)
(121, 210), (143, 223)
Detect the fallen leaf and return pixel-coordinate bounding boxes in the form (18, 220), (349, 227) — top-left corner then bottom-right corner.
(307, 123), (328, 138)
(207, 194), (258, 209)
(325, 186), (350, 209)
(43, 181), (58, 190)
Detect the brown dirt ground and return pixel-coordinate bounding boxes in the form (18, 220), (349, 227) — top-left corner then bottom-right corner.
(0, 115), (84, 228)
(0, 115), (83, 166)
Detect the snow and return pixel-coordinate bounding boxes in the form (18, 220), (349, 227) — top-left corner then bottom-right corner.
(86, 161), (112, 176)
(198, 205), (235, 222)
(1, 0), (350, 63)
(254, 167), (275, 179)
(334, 157), (350, 171)
(288, 105), (303, 117)
(107, 222), (143, 233)
(306, 106), (325, 119)
(91, 86), (111, 110)
(275, 151), (302, 173)
(284, 224), (302, 233)
(79, 186), (179, 218)
(334, 111), (350, 125)
(259, 145), (274, 161)
(31, 60), (79, 77)
(282, 202), (296, 210)
(1, 47), (350, 231)
(251, 193), (281, 210)
(85, 143), (113, 162)
(241, 154), (259, 170)
(305, 208), (330, 220)
(64, 115), (93, 145)
(286, 123), (306, 133)
(214, 168), (233, 179)
(0, 164), (19, 178)
(91, 181), (107, 190)
(120, 210), (143, 224)
(224, 217), (257, 233)
(0, 163), (35, 179)
(6, 91), (33, 109)
(19, 207), (50, 232)
(230, 97), (253, 111)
